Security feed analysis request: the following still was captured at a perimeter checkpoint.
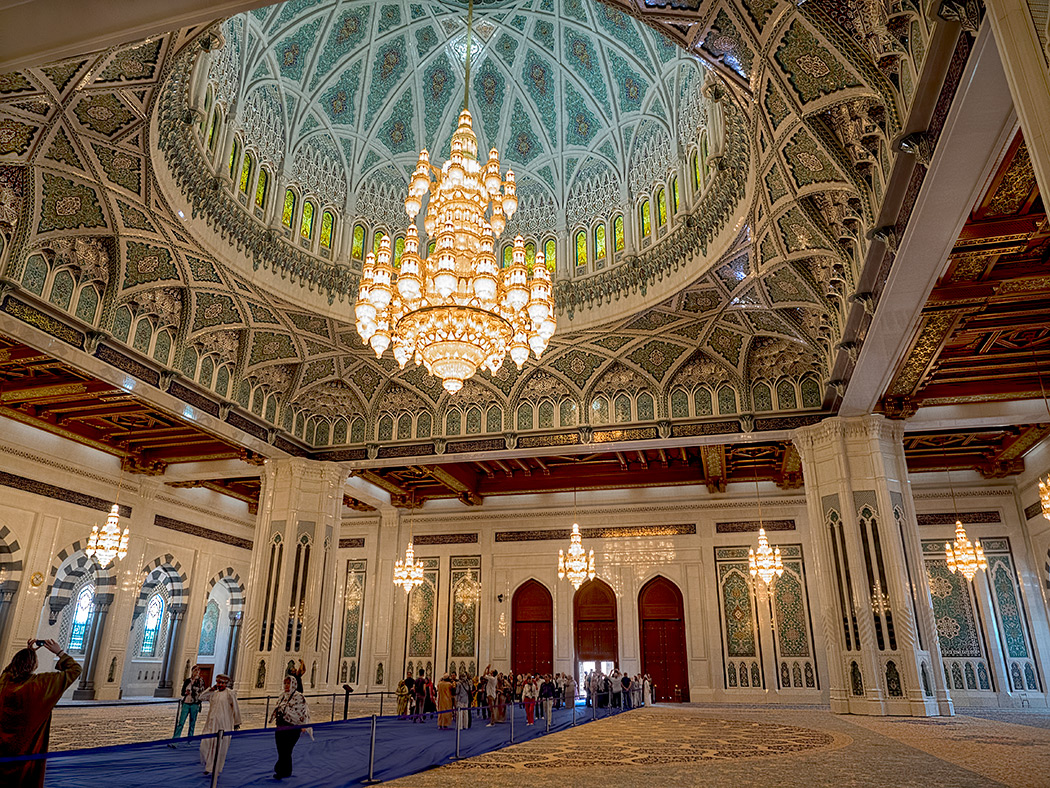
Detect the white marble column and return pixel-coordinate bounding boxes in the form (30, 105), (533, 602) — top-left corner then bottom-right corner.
(794, 415), (953, 716)
(237, 458), (345, 694)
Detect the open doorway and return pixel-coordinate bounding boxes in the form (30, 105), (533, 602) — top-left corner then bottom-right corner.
(578, 659), (615, 704)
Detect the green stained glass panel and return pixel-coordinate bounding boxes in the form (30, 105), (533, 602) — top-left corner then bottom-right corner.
(594, 224), (606, 260)
(301, 201), (315, 239)
(544, 239), (556, 269)
(373, 230), (386, 254)
(394, 236), (405, 265)
(320, 210), (334, 248)
(614, 215), (624, 251)
(672, 177), (680, 213)
(641, 201), (651, 236)
(229, 140), (239, 178)
(282, 190), (296, 227)
(575, 231), (587, 266)
(693, 153), (701, 190)
(239, 153), (252, 193)
(525, 242), (536, 270)
(503, 245), (513, 268)
(255, 168), (268, 207)
(351, 225), (365, 259)
(657, 189), (667, 226)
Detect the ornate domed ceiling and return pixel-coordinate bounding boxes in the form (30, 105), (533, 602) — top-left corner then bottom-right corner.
(215, 0), (709, 241)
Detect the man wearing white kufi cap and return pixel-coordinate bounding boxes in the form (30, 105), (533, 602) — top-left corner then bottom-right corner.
(200, 673), (241, 776)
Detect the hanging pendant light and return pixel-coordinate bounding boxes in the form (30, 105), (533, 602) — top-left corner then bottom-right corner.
(87, 503), (130, 568)
(1034, 355), (1050, 521)
(941, 449), (986, 582)
(747, 469), (782, 587)
(394, 504), (425, 593)
(88, 466), (129, 568)
(353, 0), (555, 394)
(558, 487), (595, 589)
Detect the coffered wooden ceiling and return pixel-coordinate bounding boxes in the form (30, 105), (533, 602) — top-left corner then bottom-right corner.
(882, 133), (1050, 417)
(0, 334), (265, 474)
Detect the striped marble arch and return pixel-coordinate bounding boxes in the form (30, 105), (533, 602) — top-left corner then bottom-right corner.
(132, 555), (189, 622)
(206, 567), (246, 615)
(47, 541), (116, 623)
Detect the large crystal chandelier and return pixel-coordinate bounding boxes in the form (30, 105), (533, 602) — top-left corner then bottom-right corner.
(559, 523), (596, 590)
(354, 0), (555, 395)
(394, 540), (424, 593)
(87, 504), (129, 568)
(749, 527), (783, 586)
(945, 520), (987, 582)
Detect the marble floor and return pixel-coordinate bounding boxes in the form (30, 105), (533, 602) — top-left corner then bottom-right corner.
(47, 703), (1050, 787)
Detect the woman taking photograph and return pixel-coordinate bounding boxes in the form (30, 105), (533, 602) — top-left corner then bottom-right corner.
(269, 675), (312, 780)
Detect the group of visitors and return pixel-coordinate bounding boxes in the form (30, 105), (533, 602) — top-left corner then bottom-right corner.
(584, 669), (654, 709)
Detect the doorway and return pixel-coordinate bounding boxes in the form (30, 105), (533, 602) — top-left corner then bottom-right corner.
(511, 579), (553, 677)
(638, 576), (689, 702)
(573, 578), (618, 685)
(578, 659), (615, 703)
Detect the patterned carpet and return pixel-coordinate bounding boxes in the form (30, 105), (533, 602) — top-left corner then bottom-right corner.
(388, 705), (1049, 788)
(443, 714), (846, 769)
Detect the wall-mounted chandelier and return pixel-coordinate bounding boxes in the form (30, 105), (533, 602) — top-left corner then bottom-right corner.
(354, 0), (555, 395)
(87, 503), (129, 568)
(945, 520), (987, 582)
(748, 527), (783, 586)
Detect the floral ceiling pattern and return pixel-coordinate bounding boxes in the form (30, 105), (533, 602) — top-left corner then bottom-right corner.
(0, 0), (940, 455)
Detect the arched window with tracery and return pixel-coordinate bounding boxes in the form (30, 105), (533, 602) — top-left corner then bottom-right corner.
(320, 210), (336, 250)
(282, 189), (297, 228)
(640, 200), (651, 237)
(614, 215), (625, 252)
(300, 200), (316, 240)
(544, 238), (556, 269)
(656, 188), (667, 227)
(574, 230), (587, 268)
(239, 151), (254, 194)
(255, 167), (269, 209)
(351, 224), (365, 260)
(594, 223), (606, 265)
(207, 108), (222, 153)
(141, 593), (165, 657)
(228, 138), (240, 179)
(67, 584), (94, 654)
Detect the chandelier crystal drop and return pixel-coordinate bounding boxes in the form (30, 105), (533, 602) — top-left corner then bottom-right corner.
(393, 541), (425, 593)
(87, 504), (129, 568)
(945, 520), (987, 582)
(558, 522), (596, 590)
(748, 527), (783, 586)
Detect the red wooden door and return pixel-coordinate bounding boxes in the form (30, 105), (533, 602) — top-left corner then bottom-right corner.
(639, 576), (689, 702)
(512, 580), (553, 676)
(574, 578), (618, 668)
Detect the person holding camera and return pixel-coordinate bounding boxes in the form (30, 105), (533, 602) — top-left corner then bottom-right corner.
(0, 638), (82, 788)
(270, 675), (311, 779)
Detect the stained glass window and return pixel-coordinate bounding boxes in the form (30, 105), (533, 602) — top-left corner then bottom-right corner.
(575, 230), (587, 267)
(300, 201), (315, 240)
(594, 223), (606, 261)
(142, 594), (164, 657)
(198, 600), (219, 656)
(614, 215), (625, 251)
(640, 201), (651, 236)
(320, 210), (335, 249)
(373, 229), (387, 254)
(502, 245), (513, 268)
(671, 177), (680, 214)
(229, 139), (240, 179)
(544, 238), (556, 269)
(239, 152), (253, 194)
(394, 236), (405, 266)
(700, 133), (710, 181)
(656, 188), (667, 226)
(524, 241), (536, 270)
(351, 224), (365, 259)
(255, 168), (269, 208)
(68, 585), (93, 653)
(692, 152), (701, 191)
(282, 189), (296, 227)
(207, 109), (221, 152)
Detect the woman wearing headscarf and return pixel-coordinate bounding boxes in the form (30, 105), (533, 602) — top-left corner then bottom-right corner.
(396, 674), (410, 717)
(270, 675), (312, 780)
(0, 638), (81, 788)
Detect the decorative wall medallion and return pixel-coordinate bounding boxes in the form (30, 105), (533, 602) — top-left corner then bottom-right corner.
(31, 571), (44, 587)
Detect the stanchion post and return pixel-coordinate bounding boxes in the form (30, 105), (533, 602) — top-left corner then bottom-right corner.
(379, 693), (384, 717)
(510, 698), (515, 744)
(173, 699), (182, 737)
(264, 696), (271, 729)
(451, 703), (461, 761)
(571, 695), (576, 726)
(344, 685), (351, 720)
(209, 730), (223, 788)
(331, 693), (336, 722)
(362, 713), (378, 784)
(546, 701), (550, 733)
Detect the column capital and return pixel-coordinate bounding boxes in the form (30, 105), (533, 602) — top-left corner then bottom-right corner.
(261, 457), (348, 488)
(792, 414), (904, 455)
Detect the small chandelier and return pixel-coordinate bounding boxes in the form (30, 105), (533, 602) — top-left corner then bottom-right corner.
(945, 520), (987, 582)
(394, 541), (425, 593)
(558, 523), (595, 590)
(354, 0), (555, 394)
(748, 527), (783, 586)
(454, 574), (481, 606)
(87, 503), (129, 568)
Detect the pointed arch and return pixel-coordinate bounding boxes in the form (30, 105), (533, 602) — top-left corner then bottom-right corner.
(512, 579), (553, 677)
(638, 575), (689, 702)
